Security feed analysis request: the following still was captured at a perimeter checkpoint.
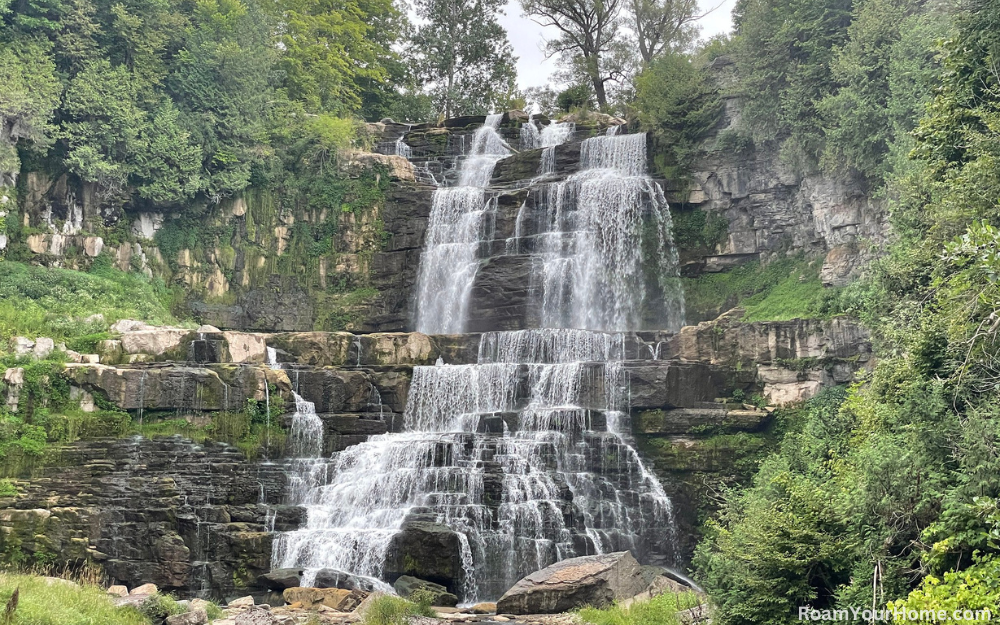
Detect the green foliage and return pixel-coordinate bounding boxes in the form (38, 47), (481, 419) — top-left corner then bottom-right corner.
(696, 5), (1000, 615)
(410, 0), (519, 118)
(0, 573), (149, 625)
(682, 257), (833, 322)
(358, 595), (435, 625)
(270, 0), (402, 115)
(556, 85), (592, 112)
(0, 479), (16, 497)
(740, 267), (828, 322)
(0, 261), (176, 344)
(0, 37), (61, 174)
(670, 208), (729, 252)
(636, 52), (723, 181)
(136, 593), (186, 620)
(578, 592), (702, 625)
(732, 0), (853, 169)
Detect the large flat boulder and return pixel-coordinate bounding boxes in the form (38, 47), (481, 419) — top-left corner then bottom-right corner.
(496, 551), (647, 615)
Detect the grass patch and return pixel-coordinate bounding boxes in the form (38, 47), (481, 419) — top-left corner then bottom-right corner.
(578, 591), (702, 625)
(358, 594), (435, 625)
(0, 260), (180, 347)
(682, 256), (836, 322)
(0, 573), (150, 625)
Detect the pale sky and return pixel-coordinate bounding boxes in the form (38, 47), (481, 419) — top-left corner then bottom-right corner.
(497, 0), (738, 89)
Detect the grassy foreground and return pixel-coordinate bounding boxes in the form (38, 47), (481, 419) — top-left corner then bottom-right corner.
(358, 595), (435, 625)
(578, 591), (702, 625)
(0, 573), (149, 625)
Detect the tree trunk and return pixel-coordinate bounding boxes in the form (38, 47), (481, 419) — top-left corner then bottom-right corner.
(593, 78), (609, 110)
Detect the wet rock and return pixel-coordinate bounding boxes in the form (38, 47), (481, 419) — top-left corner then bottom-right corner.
(313, 568), (377, 592)
(383, 520), (466, 593)
(393, 575), (458, 607)
(496, 551), (647, 615)
(259, 569), (302, 590)
(166, 610), (208, 625)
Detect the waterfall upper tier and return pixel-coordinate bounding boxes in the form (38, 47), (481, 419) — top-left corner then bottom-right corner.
(411, 115), (684, 335)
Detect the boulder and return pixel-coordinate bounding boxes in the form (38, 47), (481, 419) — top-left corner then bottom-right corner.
(33, 337), (55, 359)
(281, 587), (365, 610)
(227, 595), (255, 609)
(496, 551), (647, 615)
(393, 575), (458, 607)
(469, 602), (497, 614)
(259, 568), (302, 590)
(107, 585), (128, 597)
(166, 610), (208, 625)
(12, 337), (34, 358)
(234, 607), (279, 625)
(130, 583), (159, 596)
(313, 568), (377, 591)
(383, 520), (465, 593)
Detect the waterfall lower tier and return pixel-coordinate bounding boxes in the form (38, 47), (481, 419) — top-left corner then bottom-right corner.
(273, 329), (675, 603)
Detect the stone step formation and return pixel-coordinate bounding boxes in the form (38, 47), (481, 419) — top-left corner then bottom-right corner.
(0, 114), (874, 602)
(273, 116), (687, 603)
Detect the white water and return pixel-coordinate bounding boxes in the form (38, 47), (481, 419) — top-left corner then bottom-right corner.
(537, 133), (685, 331)
(276, 119), (684, 602)
(414, 114), (510, 334)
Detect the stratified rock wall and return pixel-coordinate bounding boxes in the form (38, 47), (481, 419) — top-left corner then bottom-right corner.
(0, 438), (288, 597)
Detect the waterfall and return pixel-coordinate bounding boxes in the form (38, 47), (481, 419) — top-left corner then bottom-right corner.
(288, 392), (323, 458)
(537, 133), (685, 332)
(414, 114), (510, 334)
(275, 119), (684, 603)
(395, 136), (412, 158)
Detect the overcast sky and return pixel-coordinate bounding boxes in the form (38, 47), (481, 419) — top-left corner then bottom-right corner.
(497, 0), (738, 89)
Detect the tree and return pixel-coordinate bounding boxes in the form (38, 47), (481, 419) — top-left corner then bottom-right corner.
(629, 0), (703, 63)
(0, 38), (61, 177)
(635, 51), (722, 179)
(520, 0), (624, 110)
(731, 0), (853, 169)
(266, 0), (402, 115)
(410, 0), (518, 118)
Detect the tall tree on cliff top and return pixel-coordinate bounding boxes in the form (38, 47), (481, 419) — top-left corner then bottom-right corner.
(520, 0), (623, 109)
(630, 0), (703, 62)
(411, 0), (518, 118)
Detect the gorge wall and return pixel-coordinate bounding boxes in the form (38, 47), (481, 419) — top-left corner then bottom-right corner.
(0, 110), (878, 600)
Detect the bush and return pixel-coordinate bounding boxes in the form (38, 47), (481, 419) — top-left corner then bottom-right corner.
(0, 261), (177, 346)
(578, 592), (702, 625)
(359, 595), (435, 625)
(0, 573), (149, 625)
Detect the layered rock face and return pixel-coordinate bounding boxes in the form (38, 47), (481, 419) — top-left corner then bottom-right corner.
(0, 437), (288, 597)
(664, 57), (887, 289)
(0, 111), (879, 603)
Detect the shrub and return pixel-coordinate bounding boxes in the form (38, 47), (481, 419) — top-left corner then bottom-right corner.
(578, 592), (702, 625)
(359, 595), (435, 625)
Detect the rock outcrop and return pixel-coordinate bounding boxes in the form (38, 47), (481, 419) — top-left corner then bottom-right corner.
(496, 551), (648, 614)
(0, 438), (287, 597)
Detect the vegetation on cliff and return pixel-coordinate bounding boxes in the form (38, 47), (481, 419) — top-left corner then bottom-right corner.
(694, 0), (1000, 621)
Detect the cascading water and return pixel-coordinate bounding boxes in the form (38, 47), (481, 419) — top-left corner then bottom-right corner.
(414, 114), (511, 334)
(535, 133), (685, 332)
(275, 117), (685, 603)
